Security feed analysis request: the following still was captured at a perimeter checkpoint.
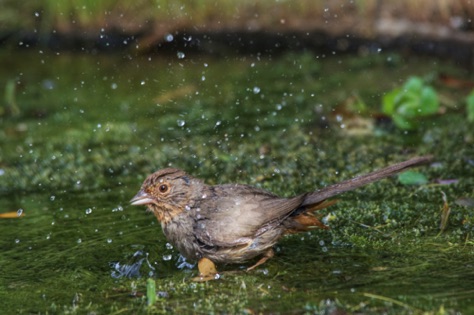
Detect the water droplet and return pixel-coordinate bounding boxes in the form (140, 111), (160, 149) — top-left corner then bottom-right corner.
(15, 239), (20, 244)
(85, 208), (92, 215)
(185, 205), (191, 211)
(177, 119), (186, 127)
(17, 208), (23, 216)
(77, 238), (82, 244)
(177, 52), (185, 59)
(140, 81), (145, 85)
(253, 86), (261, 94)
(165, 34), (174, 42)
(162, 254), (172, 261)
(50, 195), (55, 201)
(201, 75), (206, 81)
(112, 205), (124, 212)
(111, 83), (118, 89)
(35, 12), (40, 17)
(107, 238), (113, 243)
(201, 194), (207, 199)
(165, 243), (173, 250)
(214, 121), (221, 128)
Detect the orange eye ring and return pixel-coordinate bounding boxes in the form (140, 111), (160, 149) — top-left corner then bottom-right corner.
(158, 184), (169, 193)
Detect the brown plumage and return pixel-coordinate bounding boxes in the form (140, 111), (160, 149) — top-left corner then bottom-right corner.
(130, 155), (432, 280)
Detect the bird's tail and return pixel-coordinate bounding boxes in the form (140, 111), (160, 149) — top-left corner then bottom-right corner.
(302, 155), (433, 207)
(283, 155), (433, 234)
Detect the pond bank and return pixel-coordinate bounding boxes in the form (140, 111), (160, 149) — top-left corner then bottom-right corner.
(3, 15), (474, 66)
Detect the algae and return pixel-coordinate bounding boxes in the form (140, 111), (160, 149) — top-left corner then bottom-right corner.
(0, 50), (473, 314)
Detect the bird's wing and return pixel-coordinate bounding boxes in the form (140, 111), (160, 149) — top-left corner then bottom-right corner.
(194, 184), (304, 248)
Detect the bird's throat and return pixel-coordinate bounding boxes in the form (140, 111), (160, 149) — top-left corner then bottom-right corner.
(149, 204), (182, 224)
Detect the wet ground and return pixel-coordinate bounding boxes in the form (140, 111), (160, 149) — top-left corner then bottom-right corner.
(1, 49), (473, 313)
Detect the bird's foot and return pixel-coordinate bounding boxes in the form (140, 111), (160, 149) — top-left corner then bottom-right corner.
(246, 249), (274, 271)
(192, 257), (220, 282)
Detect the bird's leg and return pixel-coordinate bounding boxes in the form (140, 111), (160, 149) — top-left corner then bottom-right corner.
(246, 249), (274, 271)
(192, 257), (219, 282)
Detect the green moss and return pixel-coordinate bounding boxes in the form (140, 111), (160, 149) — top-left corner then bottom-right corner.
(0, 51), (473, 313)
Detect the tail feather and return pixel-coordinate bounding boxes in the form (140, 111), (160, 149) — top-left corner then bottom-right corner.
(284, 200), (337, 233)
(302, 155), (433, 207)
(283, 155), (432, 235)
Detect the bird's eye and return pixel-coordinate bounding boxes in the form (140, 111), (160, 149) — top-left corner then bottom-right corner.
(158, 184), (169, 193)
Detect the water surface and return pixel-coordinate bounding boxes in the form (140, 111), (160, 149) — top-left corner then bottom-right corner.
(1, 50), (473, 313)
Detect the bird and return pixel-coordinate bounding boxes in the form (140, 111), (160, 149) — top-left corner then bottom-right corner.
(130, 155), (432, 281)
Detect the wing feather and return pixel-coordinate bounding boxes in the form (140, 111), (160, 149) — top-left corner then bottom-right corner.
(194, 184), (304, 248)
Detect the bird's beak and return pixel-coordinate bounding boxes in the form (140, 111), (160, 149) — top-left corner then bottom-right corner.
(130, 190), (154, 206)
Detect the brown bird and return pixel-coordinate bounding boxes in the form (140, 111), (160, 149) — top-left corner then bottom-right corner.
(130, 155), (432, 281)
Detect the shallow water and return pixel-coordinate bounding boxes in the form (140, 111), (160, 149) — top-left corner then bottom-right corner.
(1, 49), (473, 313)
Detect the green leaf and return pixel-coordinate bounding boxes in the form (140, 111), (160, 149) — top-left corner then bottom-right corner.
(466, 89), (474, 123)
(147, 278), (157, 306)
(382, 88), (400, 115)
(418, 86), (439, 115)
(398, 171), (429, 185)
(392, 114), (414, 130)
(381, 76), (439, 130)
(397, 100), (419, 119)
(404, 77), (423, 93)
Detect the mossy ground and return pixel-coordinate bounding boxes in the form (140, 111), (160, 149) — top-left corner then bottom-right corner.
(0, 50), (473, 314)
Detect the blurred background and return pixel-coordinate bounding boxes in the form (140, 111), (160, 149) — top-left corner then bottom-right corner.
(1, 0), (474, 59)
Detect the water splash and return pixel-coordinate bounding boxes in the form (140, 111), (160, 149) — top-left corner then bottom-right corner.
(110, 250), (156, 278)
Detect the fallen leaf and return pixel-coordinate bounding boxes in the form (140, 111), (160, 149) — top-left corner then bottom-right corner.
(439, 191), (450, 232)
(455, 197), (474, 208)
(398, 171), (429, 185)
(0, 210), (25, 218)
